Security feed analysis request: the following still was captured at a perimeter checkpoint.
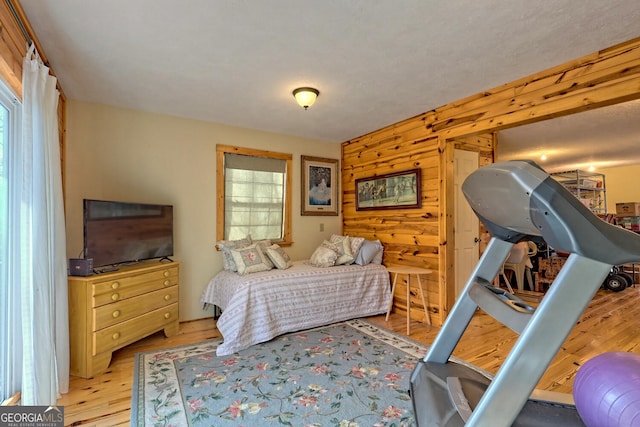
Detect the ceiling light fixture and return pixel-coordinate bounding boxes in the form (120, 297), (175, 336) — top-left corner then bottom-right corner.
(293, 87), (319, 110)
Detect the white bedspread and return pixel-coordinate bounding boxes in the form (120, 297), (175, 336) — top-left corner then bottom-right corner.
(200, 260), (391, 355)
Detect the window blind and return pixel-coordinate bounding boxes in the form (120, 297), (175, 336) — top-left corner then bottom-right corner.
(224, 153), (286, 241)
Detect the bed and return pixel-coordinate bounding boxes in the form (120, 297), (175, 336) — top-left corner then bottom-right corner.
(201, 260), (391, 355)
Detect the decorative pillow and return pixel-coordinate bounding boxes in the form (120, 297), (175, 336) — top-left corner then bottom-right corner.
(216, 235), (252, 271)
(230, 243), (272, 275)
(349, 236), (366, 260)
(265, 244), (292, 269)
(330, 234), (365, 264)
(309, 240), (340, 268)
(331, 235), (354, 265)
(253, 239), (274, 269)
(353, 239), (384, 266)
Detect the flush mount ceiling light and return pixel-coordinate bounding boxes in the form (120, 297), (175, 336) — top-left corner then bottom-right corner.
(293, 87), (319, 110)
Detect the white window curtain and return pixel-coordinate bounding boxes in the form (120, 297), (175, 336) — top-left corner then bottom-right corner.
(3, 43), (69, 404)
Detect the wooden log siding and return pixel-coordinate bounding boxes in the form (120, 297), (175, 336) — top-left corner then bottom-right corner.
(429, 38), (640, 139)
(0, 3), (26, 96)
(341, 36), (640, 325)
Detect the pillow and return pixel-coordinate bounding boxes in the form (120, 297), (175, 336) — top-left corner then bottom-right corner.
(330, 235), (354, 265)
(230, 243), (272, 275)
(216, 235), (252, 271)
(353, 239), (384, 266)
(329, 234), (364, 264)
(349, 236), (366, 260)
(253, 239), (274, 269)
(265, 244), (292, 269)
(330, 234), (365, 264)
(309, 240), (340, 268)
(371, 239), (384, 264)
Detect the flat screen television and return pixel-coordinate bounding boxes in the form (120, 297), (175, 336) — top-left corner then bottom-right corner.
(83, 199), (174, 269)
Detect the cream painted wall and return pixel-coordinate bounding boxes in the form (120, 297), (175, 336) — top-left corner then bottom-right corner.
(600, 164), (640, 214)
(65, 100), (343, 321)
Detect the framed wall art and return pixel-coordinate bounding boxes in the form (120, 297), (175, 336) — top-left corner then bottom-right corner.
(301, 155), (339, 216)
(355, 168), (422, 211)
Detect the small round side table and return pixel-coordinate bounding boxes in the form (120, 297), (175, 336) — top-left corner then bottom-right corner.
(385, 266), (433, 334)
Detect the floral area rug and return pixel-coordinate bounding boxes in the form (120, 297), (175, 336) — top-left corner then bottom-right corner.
(131, 319), (429, 426)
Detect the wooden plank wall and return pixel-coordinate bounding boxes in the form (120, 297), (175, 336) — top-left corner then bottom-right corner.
(0, 2), (26, 96)
(342, 123), (439, 323)
(342, 37), (640, 325)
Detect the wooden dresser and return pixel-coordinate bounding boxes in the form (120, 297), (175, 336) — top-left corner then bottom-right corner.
(68, 261), (179, 378)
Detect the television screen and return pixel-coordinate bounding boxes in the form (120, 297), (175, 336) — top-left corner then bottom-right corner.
(83, 199), (174, 268)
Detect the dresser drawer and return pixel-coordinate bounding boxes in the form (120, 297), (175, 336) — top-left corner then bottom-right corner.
(92, 302), (178, 356)
(93, 285), (178, 330)
(92, 266), (178, 307)
(69, 261), (180, 378)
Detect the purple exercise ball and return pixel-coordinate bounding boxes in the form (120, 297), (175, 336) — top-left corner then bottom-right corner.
(574, 351), (640, 427)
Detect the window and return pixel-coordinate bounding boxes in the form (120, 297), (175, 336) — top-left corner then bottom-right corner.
(216, 145), (292, 245)
(0, 79), (20, 403)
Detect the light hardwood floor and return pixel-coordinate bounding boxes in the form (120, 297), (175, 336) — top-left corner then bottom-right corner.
(58, 286), (640, 426)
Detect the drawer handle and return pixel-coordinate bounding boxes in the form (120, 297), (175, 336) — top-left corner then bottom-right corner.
(163, 279), (171, 286)
(164, 294), (171, 301)
(111, 282), (120, 290)
(111, 293), (119, 301)
(112, 332), (120, 340)
(164, 312), (171, 319)
(163, 271), (170, 278)
(112, 310), (120, 318)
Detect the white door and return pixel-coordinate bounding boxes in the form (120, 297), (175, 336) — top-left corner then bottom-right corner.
(454, 149), (480, 297)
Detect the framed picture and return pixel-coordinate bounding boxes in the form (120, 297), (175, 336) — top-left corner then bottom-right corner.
(301, 155), (339, 216)
(355, 168), (422, 211)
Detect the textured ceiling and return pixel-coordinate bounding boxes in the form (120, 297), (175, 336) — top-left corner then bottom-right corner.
(498, 99), (640, 172)
(19, 0), (640, 168)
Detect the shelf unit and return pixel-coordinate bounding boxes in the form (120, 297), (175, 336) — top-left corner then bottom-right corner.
(550, 169), (607, 214)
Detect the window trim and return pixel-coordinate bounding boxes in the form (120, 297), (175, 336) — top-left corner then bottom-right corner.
(216, 144), (293, 246)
